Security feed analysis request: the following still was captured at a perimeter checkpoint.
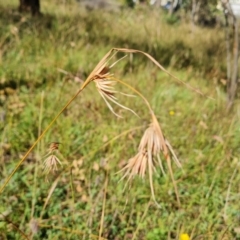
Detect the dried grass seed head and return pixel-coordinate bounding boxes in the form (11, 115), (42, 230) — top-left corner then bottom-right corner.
(121, 121), (164, 182)
(138, 122), (163, 156)
(93, 65), (138, 118)
(42, 142), (62, 175)
(48, 142), (60, 152)
(120, 151), (148, 182)
(120, 116), (181, 207)
(121, 116), (181, 181)
(43, 154), (62, 174)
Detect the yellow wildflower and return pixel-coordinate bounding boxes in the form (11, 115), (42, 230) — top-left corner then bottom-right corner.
(180, 233), (190, 240)
(169, 110), (175, 116)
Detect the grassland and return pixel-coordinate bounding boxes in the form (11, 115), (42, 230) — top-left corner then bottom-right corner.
(0, 0), (240, 239)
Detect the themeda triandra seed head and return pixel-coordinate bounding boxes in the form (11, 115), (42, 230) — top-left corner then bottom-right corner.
(48, 142), (60, 152)
(92, 61), (138, 118)
(120, 151), (148, 182)
(42, 142), (62, 175)
(43, 154), (62, 174)
(120, 114), (181, 206)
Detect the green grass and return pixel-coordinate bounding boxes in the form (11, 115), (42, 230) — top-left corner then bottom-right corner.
(1, 1), (240, 239)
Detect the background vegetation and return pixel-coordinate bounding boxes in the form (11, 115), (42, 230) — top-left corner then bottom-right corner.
(0, 0), (240, 239)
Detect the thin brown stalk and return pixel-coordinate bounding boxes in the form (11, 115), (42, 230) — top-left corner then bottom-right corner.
(99, 174), (108, 239)
(166, 156), (181, 207)
(110, 77), (154, 115)
(100, 48), (207, 97)
(40, 176), (60, 219)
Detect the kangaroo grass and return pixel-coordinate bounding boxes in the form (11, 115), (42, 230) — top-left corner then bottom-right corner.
(111, 77), (181, 207)
(0, 48), (202, 209)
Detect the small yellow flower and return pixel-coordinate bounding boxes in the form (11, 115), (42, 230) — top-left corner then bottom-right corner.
(180, 233), (190, 240)
(169, 110), (175, 116)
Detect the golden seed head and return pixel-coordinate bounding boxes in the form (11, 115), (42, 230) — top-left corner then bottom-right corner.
(42, 142), (62, 175)
(43, 154), (62, 174)
(120, 116), (181, 206)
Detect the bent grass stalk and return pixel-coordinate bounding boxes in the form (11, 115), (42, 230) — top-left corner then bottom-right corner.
(0, 47), (198, 206)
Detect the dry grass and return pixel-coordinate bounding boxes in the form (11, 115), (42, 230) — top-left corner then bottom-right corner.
(42, 142), (62, 174)
(0, 48), (189, 206)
